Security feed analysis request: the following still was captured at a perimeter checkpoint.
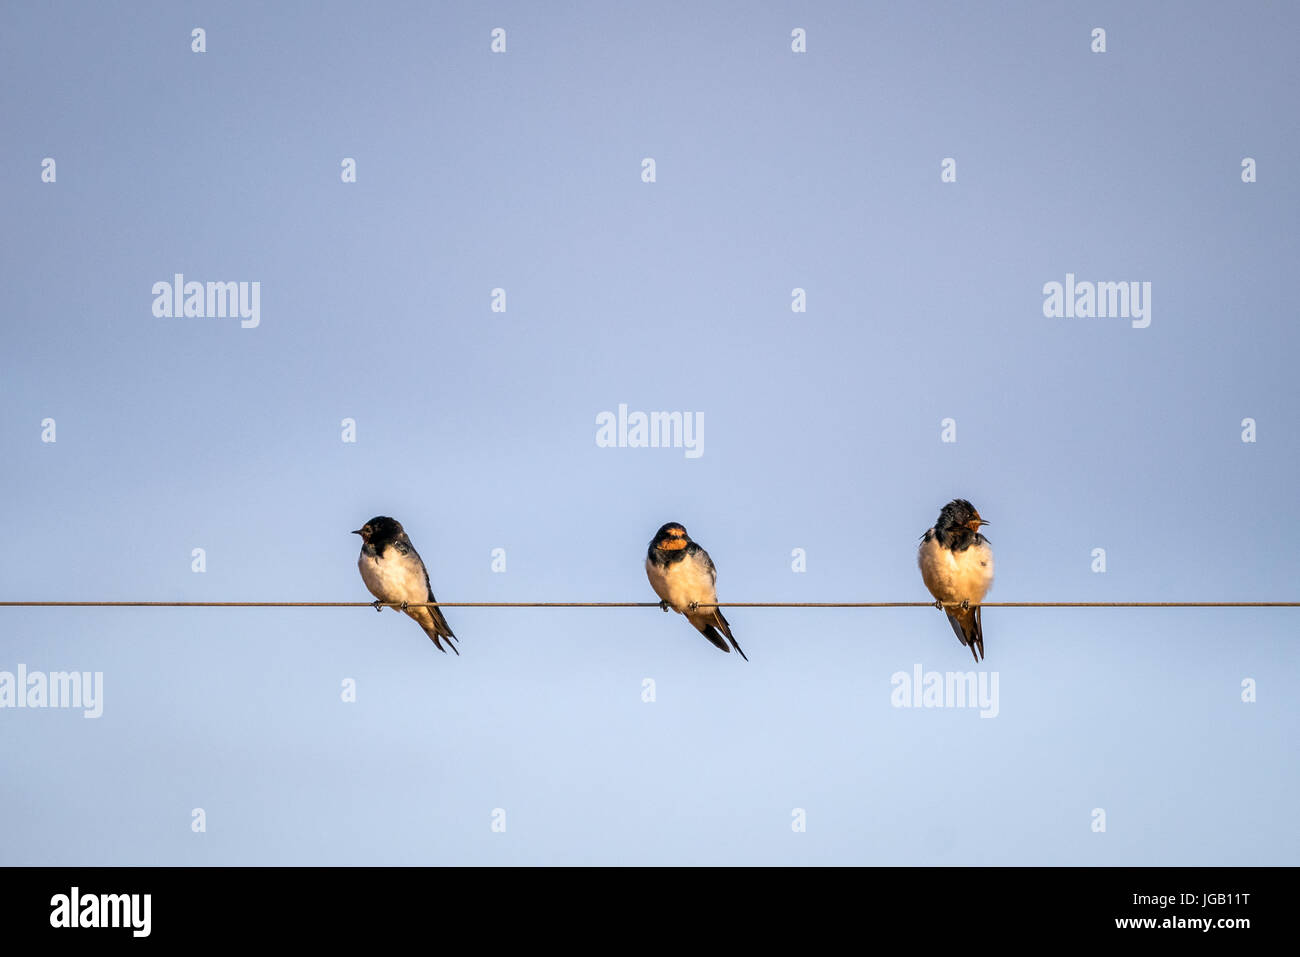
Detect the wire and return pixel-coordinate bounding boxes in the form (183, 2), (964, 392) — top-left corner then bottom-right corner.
(0, 601), (1295, 609)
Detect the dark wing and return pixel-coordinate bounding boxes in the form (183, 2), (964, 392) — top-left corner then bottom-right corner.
(690, 544), (747, 661)
(418, 552), (457, 641)
(944, 607), (983, 663)
(706, 616), (748, 661)
(695, 623), (732, 653)
(689, 542), (719, 586)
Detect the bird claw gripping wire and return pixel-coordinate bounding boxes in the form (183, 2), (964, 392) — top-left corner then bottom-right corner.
(687, 601), (699, 612)
(372, 600), (384, 612)
(933, 600), (944, 610)
(960, 599), (971, 611)
(400, 601), (409, 611)
(659, 600), (670, 612)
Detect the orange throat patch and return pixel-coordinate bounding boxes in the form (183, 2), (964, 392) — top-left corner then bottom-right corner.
(657, 538), (688, 551)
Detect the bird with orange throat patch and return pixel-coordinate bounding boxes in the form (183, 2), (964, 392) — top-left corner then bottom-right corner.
(645, 522), (747, 660)
(918, 499), (994, 662)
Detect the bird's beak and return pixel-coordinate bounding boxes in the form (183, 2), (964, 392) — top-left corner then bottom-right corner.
(351, 529), (364, 536)
(978, 519), (990, 526)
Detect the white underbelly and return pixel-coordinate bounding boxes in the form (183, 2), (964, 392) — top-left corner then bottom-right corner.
(918, 537), (994, 603)
(359, 551), (427, 603)
(646, 557), (713, 613)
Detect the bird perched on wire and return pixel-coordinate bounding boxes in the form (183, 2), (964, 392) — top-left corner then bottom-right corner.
(353, 516), (458, 654)
(645, 522), (747, 660)
(918, 499), (994, 662)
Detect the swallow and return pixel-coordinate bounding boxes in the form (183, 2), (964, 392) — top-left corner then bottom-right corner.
(353, 516), (458, 654)
(645, 522), (747, 660)
(918, 499), (994, 662)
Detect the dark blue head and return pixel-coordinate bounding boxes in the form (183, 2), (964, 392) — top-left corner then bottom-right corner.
(352, 516), (406, 549)
(933, 500), (990, 549)
(648, 522), (691, 564)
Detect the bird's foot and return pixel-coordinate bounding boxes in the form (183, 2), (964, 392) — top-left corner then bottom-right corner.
(371, 600), (384, 613)
(400, 601), (410, 611)
(687, 601), (699, 612)
(960, 599), (971, 611)
(933, 599), (944, 610)
(659, 600), (670, 612)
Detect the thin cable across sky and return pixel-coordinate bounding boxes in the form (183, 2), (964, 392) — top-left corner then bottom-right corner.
(0, 601), (1295, 609)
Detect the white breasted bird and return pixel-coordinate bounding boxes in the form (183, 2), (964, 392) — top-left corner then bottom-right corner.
(645, 522), (747, 660)
(353, 516), (458, 654)
(918, 499), (994, 662)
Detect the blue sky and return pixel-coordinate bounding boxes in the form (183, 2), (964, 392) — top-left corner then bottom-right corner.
(1, 1), (1296, 865)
